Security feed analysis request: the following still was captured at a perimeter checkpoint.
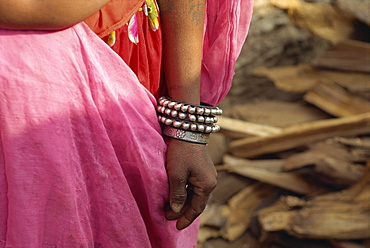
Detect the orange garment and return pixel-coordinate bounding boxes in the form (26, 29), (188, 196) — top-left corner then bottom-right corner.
(85, 0), (163, 98)
(84, 0), (144, 38)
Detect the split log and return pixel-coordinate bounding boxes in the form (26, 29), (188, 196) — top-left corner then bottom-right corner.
(258, 166), (370, 240)
(304, 81), (370, 117)
(222, 183), (278, 242)
(210, 171), (253, 205)
(229, 113), (370, 158)
(284, 140), (366, 187)
(253, 64), (370, 93)
(333, 137), (370, 160)
(200, 204), (229, 229)
(330, 240), (368, 248)
(270, 0), (354, 43)
(197, 226), (221, 244)
(259, 197), (370, 240)
(253, 64), (322, 93)
(336, 0), (370, 26)
(224, 155), (318, 195)
(227, 100), (329, 127)
(312, 40), (370, 73)
(224, 154), (284, 172)
(217, 116), (282, 138)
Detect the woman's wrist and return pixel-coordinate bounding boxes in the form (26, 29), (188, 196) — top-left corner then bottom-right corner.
(157, 96), (223, 145)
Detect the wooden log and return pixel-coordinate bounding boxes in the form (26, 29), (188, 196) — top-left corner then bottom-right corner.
(253, 65), (321, 93)
(211, 171), (253, 205)
(222, 183), (278, 242)
(229, 113), (370, 158)
(304, 81), (370, 117)
(270, 0), (354, 43)
(224, 156), (317, 195)
(198, 226), (221, 244)
(224, 154), (284, 172)
(259, 167), (370, 240)
(228, 100), (329, 128)
(199, 204), (229, 229)
(330, 240), (368, 248)
(259, 197), (370, 240)
(284, 141), (366, 187)
(336, 0), (370, 26)
(311, 157), (365, 187)
(253, 64), (370, 93)
(218, 116), (282, 137)
(312, 40), (370, 73)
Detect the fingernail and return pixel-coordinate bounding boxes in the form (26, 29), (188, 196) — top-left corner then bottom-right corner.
(171, 203), (182, 213)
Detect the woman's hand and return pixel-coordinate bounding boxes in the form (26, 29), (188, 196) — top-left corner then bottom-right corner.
(165, 138), (217, 230)
(158, 0), (211, 229)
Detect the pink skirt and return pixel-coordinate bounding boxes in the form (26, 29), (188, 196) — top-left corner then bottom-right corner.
(0, 23), (198, 247)
(0, 0), (253, 246)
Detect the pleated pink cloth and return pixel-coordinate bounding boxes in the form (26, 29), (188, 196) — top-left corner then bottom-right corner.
(0, 1), (253, 247)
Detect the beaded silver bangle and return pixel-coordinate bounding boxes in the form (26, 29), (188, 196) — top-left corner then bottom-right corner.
(158, 96), (223, 144)
(158, 96), (223, 116)
(157, 105), (218, 124)
(158, 115), (221, 133)
(162, 126), (210, 144)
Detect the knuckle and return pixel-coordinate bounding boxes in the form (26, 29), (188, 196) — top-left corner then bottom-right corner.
(189, 206), (203, 219)
(171, 193), (187, 203)
(199, 178), (217, 194)
(168, 173), (187, 185)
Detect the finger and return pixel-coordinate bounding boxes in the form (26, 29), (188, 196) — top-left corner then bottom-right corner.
(165, 187), (193, 220)
(176, 187), (212, 230)
(165, 204), (187, 220)
(168, 171), (188, 213)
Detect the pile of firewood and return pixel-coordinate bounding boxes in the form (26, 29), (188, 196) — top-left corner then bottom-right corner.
(198, 22), (370, 248)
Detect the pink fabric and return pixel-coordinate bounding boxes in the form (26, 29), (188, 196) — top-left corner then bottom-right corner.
(0, 0), (253, 247)
(0, 24), (198, 247)
(201, 0), (254, 106)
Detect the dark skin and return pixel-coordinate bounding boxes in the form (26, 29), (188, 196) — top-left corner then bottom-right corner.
(0, 0), (217, 231)
(158, 0), (217, 230)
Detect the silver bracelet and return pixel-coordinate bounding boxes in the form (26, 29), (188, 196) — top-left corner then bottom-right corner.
(162, 126), (210, 144)
(158, 115), (221, 133)
(158, 96), (223, 116)
(157, 105), (218, 124)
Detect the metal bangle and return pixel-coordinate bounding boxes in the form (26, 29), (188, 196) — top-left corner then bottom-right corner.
(158, 115), (220, 133)
(162, 126), (210, 144)
(157, 106), (218, 124)
(158, 96), (223, 116)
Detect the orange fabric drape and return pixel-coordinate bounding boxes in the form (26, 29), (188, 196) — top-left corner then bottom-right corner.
(84, 0), (163, 98)
(84, 0), (145, 38)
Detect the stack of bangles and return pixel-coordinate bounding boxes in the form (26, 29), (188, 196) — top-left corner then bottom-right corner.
(157, 96), (223, 145)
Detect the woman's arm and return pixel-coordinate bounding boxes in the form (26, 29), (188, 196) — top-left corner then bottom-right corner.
(0, 0), (109, 30)
(157, 0), (217, 230)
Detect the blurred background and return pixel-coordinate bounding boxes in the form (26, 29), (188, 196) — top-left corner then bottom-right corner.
(199, 0), (370, 247)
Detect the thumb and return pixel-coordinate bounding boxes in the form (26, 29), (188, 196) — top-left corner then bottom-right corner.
(168, 171), (188, 213)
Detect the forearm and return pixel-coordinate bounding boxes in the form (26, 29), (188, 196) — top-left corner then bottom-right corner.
(158, 0), (205, 105)
(0, 0), (110, 30)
